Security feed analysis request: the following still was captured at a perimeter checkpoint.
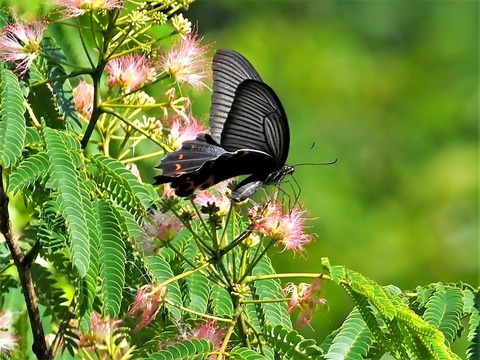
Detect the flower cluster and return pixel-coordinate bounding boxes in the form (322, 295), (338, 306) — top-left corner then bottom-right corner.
(139, 209), (184, 253)
(105, 54), (156, 92)
(73, 80), (95, 119)
(158, 33), (210, 89)
(76, 312), (131, 358)
(0, 17), (46, 75)
(284, 278), (326, 327)
(249, 197), (313, 253)
(167, 114), (205, 150)
(56, 0), (123, 18)
(194, 180), (232, 216)
(128, 284), (168, 330)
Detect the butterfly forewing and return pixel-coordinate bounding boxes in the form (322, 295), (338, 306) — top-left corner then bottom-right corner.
(209, 49), (262, 144)
(221, 79), (289, 165)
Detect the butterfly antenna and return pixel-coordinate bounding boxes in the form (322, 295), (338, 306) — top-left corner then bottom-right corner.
(292, 158), (338, 167)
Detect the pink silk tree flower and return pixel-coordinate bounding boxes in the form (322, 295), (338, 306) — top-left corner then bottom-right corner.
(158, 33), (209, 89)
(73, 80), (94, 119)
(0, 18), (46, 75)
(167, 115), (205, 151)
(105, 53), (156, 92)
(128, 284), (168, 330)
(0, 312), (18, 354)
(284, 278), (326, 327)
(250, 198), (314, 253)
(55, 0), (123, 18)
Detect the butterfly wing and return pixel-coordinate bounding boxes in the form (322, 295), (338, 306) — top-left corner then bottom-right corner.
(154, 134), (225, 182)
(209, 49), (262, 144)
(155, 50), (292, 201)
(221, 79), (290, 166)
(155, 148), (278, 198)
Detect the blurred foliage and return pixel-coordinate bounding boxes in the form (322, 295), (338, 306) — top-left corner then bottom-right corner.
(2, 0), (478, 355)
(186, 0), (479, 347)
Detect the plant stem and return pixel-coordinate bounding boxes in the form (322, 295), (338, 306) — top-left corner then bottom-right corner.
(0, 167), (52, 360)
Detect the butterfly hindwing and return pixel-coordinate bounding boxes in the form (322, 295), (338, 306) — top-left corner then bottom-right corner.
(154, 135), (226, 180)
(157, 148), (279, 198)
(209, 49), (263, 144)
(221, 79), (290, 165)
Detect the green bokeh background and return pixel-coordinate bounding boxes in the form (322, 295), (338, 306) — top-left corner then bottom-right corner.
(187, 0), (479, 345)
(3, 0), (479, 356)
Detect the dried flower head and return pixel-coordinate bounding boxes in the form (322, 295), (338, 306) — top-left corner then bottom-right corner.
(0, 18), (46, 75)
(73, 80), (94, 119)
(142, 209), (183, 241)
(158, 33), (209, 89)
(76, 312), (130, 357)
(167, 115), (205, 150)
(56, 0), (123, 18)
(249, 197), (313, 252)
(190, 320), (224, 351)
(0, 312), (18, 354)
(128, 284), (168, 330)
(105, 54), (156, 92)
(284, 278), (326, 327)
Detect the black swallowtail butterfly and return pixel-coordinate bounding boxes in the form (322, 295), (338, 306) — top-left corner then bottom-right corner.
(154, 48), (293, 202)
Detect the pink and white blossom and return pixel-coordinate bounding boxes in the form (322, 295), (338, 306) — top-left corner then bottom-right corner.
(167, 115), (205, 151)
(55, 0), (122, 18)
(0, 312), (18, 353)
(128, 284), (167, 330)
(158, 33), (209, 89)
(249, 197), (313, 252)
(73, 80), (94, 119)
(284, 278), (326, 327)
(105, 53), (156, 92)
(194, 180), (232, 216)
(0, 18), (46, 75)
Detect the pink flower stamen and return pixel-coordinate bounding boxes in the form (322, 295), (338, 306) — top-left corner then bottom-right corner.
(158, 33), (210, 89)
(0, 18), (46, 75)
(105, 54), (156, 92)
(73, 80), (94, 119)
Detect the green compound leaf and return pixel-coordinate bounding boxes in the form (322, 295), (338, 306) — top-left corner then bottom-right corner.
(0, 68), (26, 168)
(44, 127), (90, 276)
(423, 284), (464, 343)
(210, 284), (233, 319)
(41, 37), (81, 133)
(264, 324), (323, 359)
(97, 199), (125, 316)
(324, 308), (373, 360)
(466, 290), (479, 360)
(251, 252), (292, 330)
(229, 346), (268, 359)
(90, 154), (154, 215)
(147, 338), (214, 360)
(8, 152), (49, 194)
